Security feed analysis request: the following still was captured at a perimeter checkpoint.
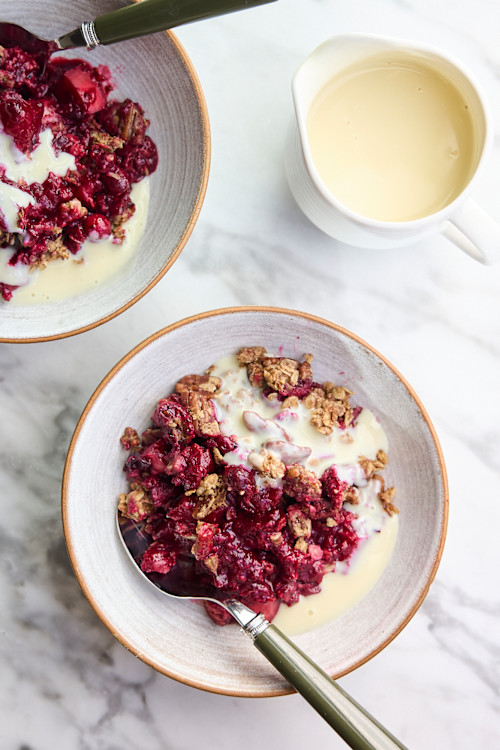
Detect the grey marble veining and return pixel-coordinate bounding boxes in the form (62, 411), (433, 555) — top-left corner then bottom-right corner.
(2, 0), (500, 748)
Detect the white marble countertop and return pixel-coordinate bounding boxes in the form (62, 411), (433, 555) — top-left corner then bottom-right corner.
(1, 0), (500, 748)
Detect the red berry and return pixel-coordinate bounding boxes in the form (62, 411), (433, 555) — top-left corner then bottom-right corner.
(83, 213), (112, 240)
(55, 67), (106, 117)
(0, 92), (43, 153)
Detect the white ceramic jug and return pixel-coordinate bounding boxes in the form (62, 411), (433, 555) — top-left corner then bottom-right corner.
(285, 33), (500, 264)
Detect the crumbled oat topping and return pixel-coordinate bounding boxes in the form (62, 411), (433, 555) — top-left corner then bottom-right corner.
(294, 537), (309, 553)
(262, 357), (300, 391)
(281, 395), (299, 410)
(284, 463), (322, 500)
(31, 236), (69, 269)
(246, 361), (264, 387)
(176, 373), (222, 394)
(0, 230), (16, 247)
(373, 472), (399, 517)
(299, 359), (313, 382)
(236, 346), (267, 365)
(193, 474), (227, 519)
(305, 381), (354, 436)
(379, 486), (398, 516)
(204, 554), (219, 574)
(310, 400), (348, 435)
(303, 387), (326, 409)
(344, 486), (359, 505)
(288, 505), (312, 538)
(178, 390), (220, 436)
(118, 484), (154, 521)
(360, 450), (388, 480)
(90, 129), (124, 152)
(120, 426), (141, 451)
(247, 449), (285, 479)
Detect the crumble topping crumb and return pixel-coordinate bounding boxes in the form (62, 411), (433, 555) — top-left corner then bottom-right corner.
(0, 230), (16, 246)
(344, 486), (360, 505)
(211, 446), (225, 465)
(31, 236), (69, 269)
(246, 361), (264, 387)
(298, 359), (313, 382)
(288, 505), (312, 539)
(204, 554), (219, 574)
(179, 390), (220, 436)
(303, 387), (327, 409)
(118, 484), (154, 521)
(374, 474), (399, 517)
(120, 426), (141, 451)
(248, 449), (285, 479)
(360, 449), (388, 480)
(90, 129), (124, 152)
(193, 474), (227, 520)
(281, 395), (299, 410)
(175, 373), (222, 394)
(294, 537), (309, 553)
(236, 346), (267, 364)
(284, 463), (322, 500)
(262, 356), (300, 391)
(305, 381), (354, 435)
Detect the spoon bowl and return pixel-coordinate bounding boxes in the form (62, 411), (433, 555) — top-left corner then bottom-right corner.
(118, 515), (231, 603)
(0, 22), (58, 66)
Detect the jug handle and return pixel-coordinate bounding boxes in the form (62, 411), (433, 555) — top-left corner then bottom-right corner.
(442, 198), (500, 264)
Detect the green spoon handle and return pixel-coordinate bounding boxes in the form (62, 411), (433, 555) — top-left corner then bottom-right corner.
(92, 0), (277, 46)
(252, 623), (408, 750)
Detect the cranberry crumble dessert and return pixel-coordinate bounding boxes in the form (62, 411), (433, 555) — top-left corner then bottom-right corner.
(0, 45), (158, 302)
(118, 347), (398, 628)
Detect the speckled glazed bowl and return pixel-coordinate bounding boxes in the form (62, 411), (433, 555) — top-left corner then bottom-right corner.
(0, 0), (209, 343)
(63, 307), (448, 696)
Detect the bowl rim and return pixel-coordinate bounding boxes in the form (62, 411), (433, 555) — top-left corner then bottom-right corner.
(0, 29), (211, 345)
(62, 305), (449, 696)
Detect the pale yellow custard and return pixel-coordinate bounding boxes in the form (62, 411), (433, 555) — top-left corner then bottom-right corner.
(8, 179), (149, 305)
(307, 51), (476, 221)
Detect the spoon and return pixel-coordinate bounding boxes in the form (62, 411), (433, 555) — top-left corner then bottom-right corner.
(118, 514), (408, 750)
(0, 0), (277, 68)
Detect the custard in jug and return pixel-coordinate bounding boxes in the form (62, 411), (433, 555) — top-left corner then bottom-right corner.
(306, 51), (477, 222)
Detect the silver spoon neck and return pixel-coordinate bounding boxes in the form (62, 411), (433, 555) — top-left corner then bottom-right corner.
(223, 599), (270, 635)
(56, 22), (100, 51)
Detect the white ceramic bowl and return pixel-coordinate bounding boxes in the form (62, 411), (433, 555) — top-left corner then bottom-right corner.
(0, 0), (209, 342)
(63, 307), (448, 696)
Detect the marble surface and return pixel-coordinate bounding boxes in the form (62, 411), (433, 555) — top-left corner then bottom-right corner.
(1, 0), (500, 748)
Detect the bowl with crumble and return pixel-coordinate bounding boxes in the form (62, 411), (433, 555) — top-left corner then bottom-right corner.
(63, 307), (448, 696)
(0, 0), (209, 342)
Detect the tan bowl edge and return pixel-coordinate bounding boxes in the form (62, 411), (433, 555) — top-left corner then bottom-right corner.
(62, 305), (449, 697)
(0, 29), (211, 345)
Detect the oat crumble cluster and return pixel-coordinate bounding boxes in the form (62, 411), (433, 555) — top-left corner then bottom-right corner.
(118, 347), (397, 625)
(0, 45), (158, 301)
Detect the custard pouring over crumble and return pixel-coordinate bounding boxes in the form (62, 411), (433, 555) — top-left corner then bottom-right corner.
(118, 347), (398, 627)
